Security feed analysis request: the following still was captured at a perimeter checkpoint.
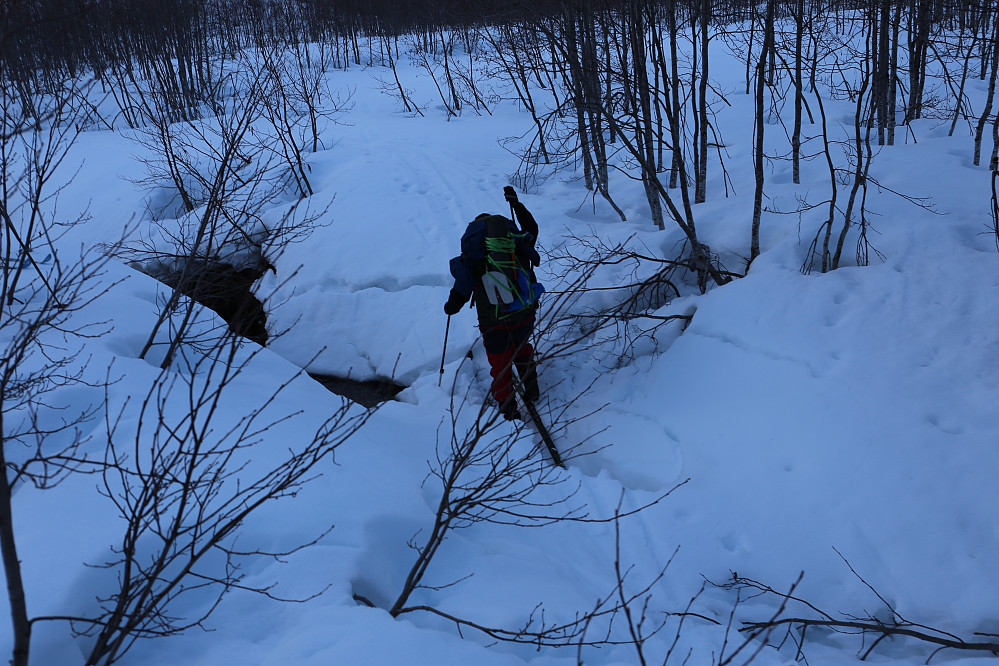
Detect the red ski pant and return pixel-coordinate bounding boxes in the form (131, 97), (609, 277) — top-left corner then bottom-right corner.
(485, 343), (534, 406)
(481, 320), (534, 405)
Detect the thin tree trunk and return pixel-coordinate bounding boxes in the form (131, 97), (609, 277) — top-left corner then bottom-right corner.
(0, 436), (30, 666)
(906, 0), (931, 123)
(877, 0), (890, 145)
(750, 0), (774, 265)
(887, 2), (900, 145)
(833, 75), (874, 269)
(974, 18), (999, 166)
(696, 0), (710, 203)
(792, 0), (804, 183)
(564, 10), (595, 190)
(630, 0), (665, 228)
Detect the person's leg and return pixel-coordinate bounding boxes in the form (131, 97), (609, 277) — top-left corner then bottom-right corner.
(485, 347), (516, 405)
(514, 355), (539, 403)
(482, 328), (519, 418)
(511, 323), (539, 404)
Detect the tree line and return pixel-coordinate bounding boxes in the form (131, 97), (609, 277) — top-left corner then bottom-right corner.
(472, 0), (998, 279)
(8, 0), (964, 279)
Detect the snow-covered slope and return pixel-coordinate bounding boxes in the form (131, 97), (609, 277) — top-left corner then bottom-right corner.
(8, 33), (999, 666)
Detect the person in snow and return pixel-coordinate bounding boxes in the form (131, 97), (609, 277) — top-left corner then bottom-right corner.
(444, 187), (543, 421)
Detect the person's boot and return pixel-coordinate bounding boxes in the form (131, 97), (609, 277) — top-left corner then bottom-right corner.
(515, 359), (540, 404)
(499, 398), (521, 421)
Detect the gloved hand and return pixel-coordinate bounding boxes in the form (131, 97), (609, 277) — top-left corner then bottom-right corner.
(503, 186), (518, 203)
(443, 288), (466, 315)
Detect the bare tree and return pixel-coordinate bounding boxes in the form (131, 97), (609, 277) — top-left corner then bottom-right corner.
(790, 0), (806, 184)
(905, 0), (932, 126)
(258, 44), (353, 198)
(387, 377), (589, 617)
(0, 80), (116, 666)
(693, 0), (712, 203)
(119, 51), (328, 367)
(373, 33), (424, 116)
(749, 0), (775, 267)
(83, 336), (373, 665)
(991, 152), (999, 252)
(388, 382), (690, 651)
(728, 555), (999, 663)
(0, 240), (115, 666)
(481, 26), (548, 160)
(974, 14), (999, 166)
(539, 230), (714, 368)
(381, 271), (692, 653)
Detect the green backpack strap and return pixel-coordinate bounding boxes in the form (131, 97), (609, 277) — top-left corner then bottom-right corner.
(481, 217), (537, 320)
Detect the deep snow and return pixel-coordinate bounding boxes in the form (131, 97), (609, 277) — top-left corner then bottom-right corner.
(5, 28), (999, 666)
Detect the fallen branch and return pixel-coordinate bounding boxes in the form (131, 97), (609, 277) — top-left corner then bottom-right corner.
(740, 617), (999, 662)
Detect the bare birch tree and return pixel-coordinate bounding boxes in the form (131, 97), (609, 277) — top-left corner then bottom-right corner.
(84, 336), (372, 665)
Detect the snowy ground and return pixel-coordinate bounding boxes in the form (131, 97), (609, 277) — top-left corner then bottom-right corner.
(7, 31), (999, 666)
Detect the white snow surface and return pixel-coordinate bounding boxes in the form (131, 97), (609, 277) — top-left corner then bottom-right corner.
(7, 37), (999, 666)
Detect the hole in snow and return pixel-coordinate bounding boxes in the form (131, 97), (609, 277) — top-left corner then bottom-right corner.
(309, 373), (405, 408)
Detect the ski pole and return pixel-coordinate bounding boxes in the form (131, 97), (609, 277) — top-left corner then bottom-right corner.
(505, 185), (520, 232)
(438, 315), (451, 387)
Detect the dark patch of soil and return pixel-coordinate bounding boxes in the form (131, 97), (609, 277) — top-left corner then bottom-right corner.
(309, 373), (406, 408)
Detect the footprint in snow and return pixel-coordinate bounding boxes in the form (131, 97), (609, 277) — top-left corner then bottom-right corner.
(571, 409), (684, 491)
